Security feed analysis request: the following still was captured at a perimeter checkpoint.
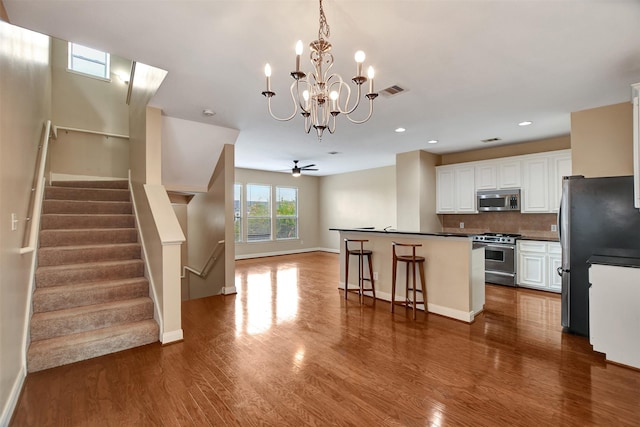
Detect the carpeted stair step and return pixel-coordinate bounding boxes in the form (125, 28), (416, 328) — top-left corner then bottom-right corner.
(30, 297), (154, 342)
(43, 199), (132, 215)
(45, 186), (130, 202)
(27, 319), (159, 372)
(41, 213), (135, 230)
(40, 228), (138, 247)
(51, 180), (128, 189)
(36, 259), (144, 288)
(32, 277), (150, 313)
(38, 243), (142, 267)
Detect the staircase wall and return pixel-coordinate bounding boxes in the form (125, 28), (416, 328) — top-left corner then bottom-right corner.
(0, 21), (52, 426)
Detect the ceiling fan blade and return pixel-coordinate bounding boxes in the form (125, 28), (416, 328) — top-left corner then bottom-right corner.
(304, 168), (319, 171)
(300, 164), (316, 169)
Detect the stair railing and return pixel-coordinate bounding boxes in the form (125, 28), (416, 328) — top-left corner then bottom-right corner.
(182, 240), (225, 278)
(20, 120), (52, 254)
(52, 125), (129, 140)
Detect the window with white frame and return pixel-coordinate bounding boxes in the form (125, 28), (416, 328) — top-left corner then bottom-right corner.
(234, 183), (242, 243)
(246, 184), (271, 242)
(68, 42), (110, 80)
(235, 184), (299, 242)
(276, 187), (298, 239)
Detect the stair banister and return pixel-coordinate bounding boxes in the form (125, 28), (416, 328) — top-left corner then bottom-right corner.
(182, 240), (225, 278)
(20, 120), (52, 255)
(53, 125), (129, 140)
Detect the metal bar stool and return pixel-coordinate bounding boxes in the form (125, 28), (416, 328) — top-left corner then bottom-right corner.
(344, 239), (376, 304)
(391, 242), (427, 319)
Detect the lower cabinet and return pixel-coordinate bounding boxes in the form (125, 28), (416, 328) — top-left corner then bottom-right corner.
(517, 240), (561, 292)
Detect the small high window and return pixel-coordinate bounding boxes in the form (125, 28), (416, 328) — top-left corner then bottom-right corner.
(68, 42), (110, 80)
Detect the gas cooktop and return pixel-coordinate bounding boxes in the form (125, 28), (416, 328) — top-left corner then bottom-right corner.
(472, 232), (521, 244)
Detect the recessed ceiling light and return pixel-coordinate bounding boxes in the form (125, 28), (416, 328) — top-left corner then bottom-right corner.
(202, 109), (216, 117)
(518, 121), (532, 126)
(427, 139), (438, 144)
(395, 127), (406, 133)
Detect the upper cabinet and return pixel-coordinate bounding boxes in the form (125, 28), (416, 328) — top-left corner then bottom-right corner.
(437, 149), (571, 214)
(475, 159), (521, 191)
(632, 83), (640, 209)
(436, 164), (476, 213)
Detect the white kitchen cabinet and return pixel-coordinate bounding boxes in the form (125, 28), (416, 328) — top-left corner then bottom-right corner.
(547, 242), (562, 292)
(436, 165), (476, 213)
(521, 157), (550, 213)
(475, 159), (520, 191)
(632, 84), (640, 209)
(456, 166), (476, 212)
(498, 160), (521, 189)
(475, 163), (497, 190)
(517, 240), (561, 292)
(590, 263), (640, 369)
(549, 152), (572, 213)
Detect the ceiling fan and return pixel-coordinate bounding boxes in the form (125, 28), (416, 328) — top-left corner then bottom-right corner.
(290, 160), (318, 177)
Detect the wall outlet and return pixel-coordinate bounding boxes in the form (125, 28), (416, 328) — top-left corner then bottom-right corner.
(373, 272), (379, 280)
(551, 224), (557, 232)
(459, 222), (465, 229)
(300, 239), (304, 245)
(11, 213), (17, 231)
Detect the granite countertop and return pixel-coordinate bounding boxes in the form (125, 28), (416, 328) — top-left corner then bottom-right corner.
(329, 227), (471, 238)
(588, 248), (640, 269)
(519, 236), (560, 242)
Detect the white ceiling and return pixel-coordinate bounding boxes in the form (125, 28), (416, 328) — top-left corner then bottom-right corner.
(5, 0), (640, 176)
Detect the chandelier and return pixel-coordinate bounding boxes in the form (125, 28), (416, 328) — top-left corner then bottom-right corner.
(261, 0), (378, 140)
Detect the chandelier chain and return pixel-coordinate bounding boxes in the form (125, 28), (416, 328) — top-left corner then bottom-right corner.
(318, 0), (330, 40)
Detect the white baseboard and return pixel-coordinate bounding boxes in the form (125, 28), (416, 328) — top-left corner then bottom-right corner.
(1, 365), (26, 426)
(337, 283), (473, 322)
(222, 286), (237, 295)
(162, 329), (184, 344)
(235, 247), (337, 260)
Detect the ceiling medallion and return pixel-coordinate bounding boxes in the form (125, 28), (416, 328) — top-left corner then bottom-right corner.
(261, 0), (378, 140)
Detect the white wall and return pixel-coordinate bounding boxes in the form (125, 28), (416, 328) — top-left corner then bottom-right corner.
(318, 165), (397, 251)
(0, 21), (51, 425)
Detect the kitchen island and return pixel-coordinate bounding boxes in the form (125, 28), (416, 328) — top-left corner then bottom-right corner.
(332, 228), (485, 322)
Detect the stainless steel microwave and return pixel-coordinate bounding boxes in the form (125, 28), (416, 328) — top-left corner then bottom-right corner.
(477, 189), (520, 211)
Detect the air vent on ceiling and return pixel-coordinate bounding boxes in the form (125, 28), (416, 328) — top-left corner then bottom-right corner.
(380, 84), (406, 97)
(481, 137), (502, 143)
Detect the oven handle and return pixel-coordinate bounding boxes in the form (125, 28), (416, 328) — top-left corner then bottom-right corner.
(483, 244), (516, 250)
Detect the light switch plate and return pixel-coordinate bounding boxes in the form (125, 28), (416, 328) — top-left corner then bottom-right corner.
(551, 224), (557, 232)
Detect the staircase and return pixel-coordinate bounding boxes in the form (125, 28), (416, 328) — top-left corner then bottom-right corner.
(27, 180), (159, 372)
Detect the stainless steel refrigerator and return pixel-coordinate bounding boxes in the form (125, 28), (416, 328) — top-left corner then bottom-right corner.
(558, 175), (640, 337)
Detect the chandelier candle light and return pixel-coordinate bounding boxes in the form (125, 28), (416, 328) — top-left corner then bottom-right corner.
(261, 0), (378, 140)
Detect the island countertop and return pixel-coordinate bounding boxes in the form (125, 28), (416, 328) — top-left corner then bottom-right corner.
(329, 227), (472, 238)
(333, 229), (484, 323)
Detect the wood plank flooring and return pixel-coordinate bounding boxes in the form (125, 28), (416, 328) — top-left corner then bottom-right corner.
(11, 252), (640, 426)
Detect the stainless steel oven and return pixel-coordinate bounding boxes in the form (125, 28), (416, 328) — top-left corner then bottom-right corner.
(472, 233), (520, 287)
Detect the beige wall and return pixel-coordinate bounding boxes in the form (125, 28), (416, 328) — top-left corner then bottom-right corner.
(396, 150), (441, 233)
(51, 37), (130, 135)
(441, 135), (570, 165)
(571, 102), (633, 177)
(235, 167), (320, 257)
(186, 146), (229, 298)
(0, 21), (51, 425)
(318, 166), (396, 251)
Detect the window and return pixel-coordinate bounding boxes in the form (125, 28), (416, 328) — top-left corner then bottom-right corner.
(246, 184), (271, 242)
(276, 187), (298, 239)
(68, 42), (110, 80)
(234, 183), (242, 243)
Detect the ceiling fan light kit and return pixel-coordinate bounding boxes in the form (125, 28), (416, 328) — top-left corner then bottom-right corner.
(291, 160), (318, 177)
(261, 0), (378, 140)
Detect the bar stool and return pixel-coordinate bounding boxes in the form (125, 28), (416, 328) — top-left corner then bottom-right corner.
(391, 242), (427, 319)
(344, 239), (376, 304)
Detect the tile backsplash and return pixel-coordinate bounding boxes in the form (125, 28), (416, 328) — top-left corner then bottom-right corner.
(441, 212), (558, 240)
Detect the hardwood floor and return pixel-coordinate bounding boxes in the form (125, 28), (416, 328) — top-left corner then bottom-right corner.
(11, 252), (640, 426)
